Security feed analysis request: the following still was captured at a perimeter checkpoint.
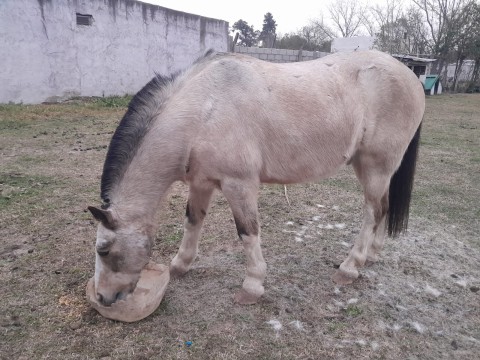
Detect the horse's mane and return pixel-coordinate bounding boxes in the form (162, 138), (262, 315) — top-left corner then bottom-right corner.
(100, 50), (215, 207)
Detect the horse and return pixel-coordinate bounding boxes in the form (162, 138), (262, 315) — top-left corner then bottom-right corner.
(88, 49), (424, 306)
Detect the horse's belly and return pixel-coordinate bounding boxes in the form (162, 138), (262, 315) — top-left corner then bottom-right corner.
(259, 154), (347, 185)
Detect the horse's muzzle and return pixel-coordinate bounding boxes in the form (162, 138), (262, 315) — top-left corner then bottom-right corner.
(96, 291), (125, 306)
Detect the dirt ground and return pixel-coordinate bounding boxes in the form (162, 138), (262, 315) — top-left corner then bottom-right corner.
(0, 94), (479, 359)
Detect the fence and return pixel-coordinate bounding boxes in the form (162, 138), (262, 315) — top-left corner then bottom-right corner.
(233, 46), (329, 63)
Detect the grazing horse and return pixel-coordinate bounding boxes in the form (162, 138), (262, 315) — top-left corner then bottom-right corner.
(88, 50), (424, 306)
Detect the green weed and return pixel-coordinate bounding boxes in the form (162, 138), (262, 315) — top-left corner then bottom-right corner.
(94, 95), (132, 108)
(0, 174), (54, 208)
(345, 305), (363, 317)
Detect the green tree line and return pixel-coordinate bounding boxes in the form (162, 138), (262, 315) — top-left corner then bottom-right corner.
(231, 0), (480, 92)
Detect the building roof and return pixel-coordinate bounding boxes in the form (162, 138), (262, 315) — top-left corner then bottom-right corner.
(392, 54), (437, 63)
(424, 75), (440, 91)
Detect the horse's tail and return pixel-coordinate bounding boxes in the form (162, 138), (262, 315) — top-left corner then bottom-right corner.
(387, 122), (422, 237)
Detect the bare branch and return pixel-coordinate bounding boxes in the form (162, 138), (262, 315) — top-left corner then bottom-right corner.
(327, 0), (369, 37)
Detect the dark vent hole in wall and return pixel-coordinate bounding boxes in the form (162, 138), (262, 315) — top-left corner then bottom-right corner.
(76, 13), (93, 26)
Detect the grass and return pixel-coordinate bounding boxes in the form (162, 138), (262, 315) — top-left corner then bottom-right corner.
(165, 228), (183, 244)
(0, 173), (54, 197)
(345, 305), (363, 317)
(411, 94), (480, 241)
(0, 94), (479, 359)
(93, 95), (132, 108)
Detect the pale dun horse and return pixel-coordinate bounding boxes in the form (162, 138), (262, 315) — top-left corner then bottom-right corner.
(88, 50), (424, 306)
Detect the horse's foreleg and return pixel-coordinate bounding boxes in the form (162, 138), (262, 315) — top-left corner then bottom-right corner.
(333, 167), (390, 285)
(170, 183), (214, 277)
(221, 179), (266, 305)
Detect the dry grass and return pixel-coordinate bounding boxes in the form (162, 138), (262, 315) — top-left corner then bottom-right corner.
(1, 94), (479, 359)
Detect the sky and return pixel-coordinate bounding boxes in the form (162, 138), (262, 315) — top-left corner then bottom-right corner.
(143, 1), (332, 35)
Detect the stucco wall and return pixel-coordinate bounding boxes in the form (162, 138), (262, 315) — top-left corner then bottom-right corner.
(447, 60), (475, 82)
(0, 0), (229, 104)
(331, 36), (375, 53)
(233, 46), (329, 63)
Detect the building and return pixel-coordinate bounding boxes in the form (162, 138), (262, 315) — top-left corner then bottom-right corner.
(423, 75), (443, 95)
(447, 60), (476, 82)
(392, 54), (437, 79)
(331, 36), (375, 53)
(392, 54), (443, 94)
(0, 0), (229, 104)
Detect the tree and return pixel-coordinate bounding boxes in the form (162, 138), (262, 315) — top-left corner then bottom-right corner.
(369, 0), (403, 33)
(370, 1), (429, 55)
(231, 19), (259, 47)
(260, 12), (277, 47)
(411, 0), (476, 74)
(375, 17), (410, 54)
(467, 37), (480, 91)
(276, 32), (331, 52)
(404, 6), (430, 55)
(308, 0), (371, 39)
(276, 18), (333, 52)
(307, 16), (337, 42)
(452, 1), (480, 90)
(327, 0), (369, 37)
(369, 0), (405, 52)
(261, 12), (277, 36)
(276, 33), (312, 50)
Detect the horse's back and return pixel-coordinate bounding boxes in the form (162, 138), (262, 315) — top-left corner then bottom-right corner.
(184, 51), (424, 184)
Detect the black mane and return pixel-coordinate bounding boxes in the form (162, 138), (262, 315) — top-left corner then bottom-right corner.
(99, 50), (217, 207)
(100, 73), (177, 206)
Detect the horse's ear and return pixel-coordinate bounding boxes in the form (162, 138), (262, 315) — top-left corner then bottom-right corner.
(88, 206), (116, 229)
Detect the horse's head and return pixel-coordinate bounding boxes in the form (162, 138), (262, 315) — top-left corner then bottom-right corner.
(88, 206), (153, 306)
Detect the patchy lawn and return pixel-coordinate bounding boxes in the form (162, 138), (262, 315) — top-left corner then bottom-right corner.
(1, 94), (479, 359)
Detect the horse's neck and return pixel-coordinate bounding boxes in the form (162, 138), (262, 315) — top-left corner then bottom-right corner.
(113, 121), (188, 223)
(114, 171), (175, 224)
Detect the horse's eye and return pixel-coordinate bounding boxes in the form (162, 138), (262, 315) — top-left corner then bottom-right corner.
(97, 250), (109, 257)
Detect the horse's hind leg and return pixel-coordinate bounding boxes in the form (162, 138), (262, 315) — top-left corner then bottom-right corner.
(333, 159), (390, 285)
(221, 179), (266, 305)
(170, 182), (214, 277)
(366, 192), (388, 265)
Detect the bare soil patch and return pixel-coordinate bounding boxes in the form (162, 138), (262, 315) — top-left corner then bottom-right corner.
(1, 94), (479, 359)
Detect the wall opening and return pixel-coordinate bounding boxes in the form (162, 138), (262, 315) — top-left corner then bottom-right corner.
(76, 13), (93, 26)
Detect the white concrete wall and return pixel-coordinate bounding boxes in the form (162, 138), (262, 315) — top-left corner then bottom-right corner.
(0, 0), (229, 104)
(331, 36), (375, 53)
(447, 60), (475, 82)
(234, 46), (329, 63)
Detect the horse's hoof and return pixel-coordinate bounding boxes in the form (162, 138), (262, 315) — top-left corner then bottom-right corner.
(234, 289), (260, 305)
(332, 269), (357, 285)
(365, 256), (378, 267)
(169, 265), (188, 278)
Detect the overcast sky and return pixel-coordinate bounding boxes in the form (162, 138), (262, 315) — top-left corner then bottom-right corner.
(143, 1), (333, 34)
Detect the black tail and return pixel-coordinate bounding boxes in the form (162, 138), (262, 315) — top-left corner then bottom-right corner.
(387, 123), (422, 237)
